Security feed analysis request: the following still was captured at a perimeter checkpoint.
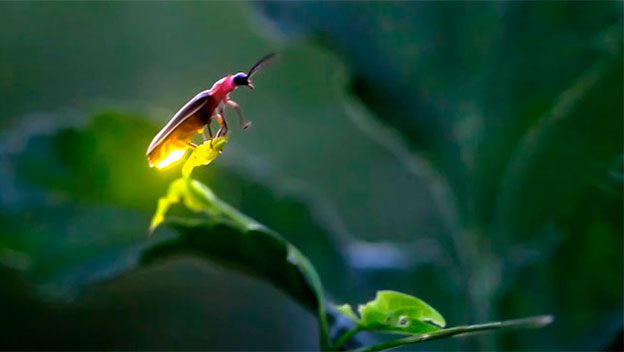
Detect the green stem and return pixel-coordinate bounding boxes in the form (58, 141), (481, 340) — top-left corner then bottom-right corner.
(319, 310), (331, 351)
(186, 178), (258, 228)
(347, 315), (553, 352)
(332, 326), (363, 351)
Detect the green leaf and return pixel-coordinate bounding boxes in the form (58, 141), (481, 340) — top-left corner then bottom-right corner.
(144, 177), (330, 349)
(334, 291), (551, 351)
(359, 291), (446, 334)
(337, 290), (445, 335)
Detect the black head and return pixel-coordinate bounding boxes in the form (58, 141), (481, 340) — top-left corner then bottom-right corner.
(232, 54), (276, 90)
(232, 72), (249, 87)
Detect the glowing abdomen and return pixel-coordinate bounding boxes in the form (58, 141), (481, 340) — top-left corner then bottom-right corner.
(147, 116), (204, 168)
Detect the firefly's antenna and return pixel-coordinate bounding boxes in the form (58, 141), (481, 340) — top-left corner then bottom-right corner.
(247, 53), (276, 78)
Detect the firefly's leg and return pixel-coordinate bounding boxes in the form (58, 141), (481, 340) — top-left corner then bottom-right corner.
(206, 123), (214, 147)
(214, 112), (228, 138)
(226, 100), (252, 129)
(201, 124), (213, 142)
(203, 117), (215, 146)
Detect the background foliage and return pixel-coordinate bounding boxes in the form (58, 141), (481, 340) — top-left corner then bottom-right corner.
(0, 1), (621, 350)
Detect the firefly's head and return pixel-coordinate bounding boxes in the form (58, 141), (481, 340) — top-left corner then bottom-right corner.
(233, 53), (276, 91)
(232, 72), (254, 90)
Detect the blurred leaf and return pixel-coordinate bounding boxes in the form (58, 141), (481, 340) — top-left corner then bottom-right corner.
(144, 177), (330, 348)
(0, 204), (163, 297)
(12, 110), (175, 210)
(494, 34), (623, 350)
(0, 110), (179, 293)
(254, 2), (623, 350)
(254, 2), (622, 216)
(493, 35), (623, 242)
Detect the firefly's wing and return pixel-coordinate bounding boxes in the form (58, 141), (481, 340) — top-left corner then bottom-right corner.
(146, 90), (212, 156)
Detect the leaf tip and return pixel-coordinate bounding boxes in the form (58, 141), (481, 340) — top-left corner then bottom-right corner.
(530, 315), (555, 327)
(336, 303), (360, 323)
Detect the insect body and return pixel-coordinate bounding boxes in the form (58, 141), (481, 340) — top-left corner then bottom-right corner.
(146, 54), (274, 168)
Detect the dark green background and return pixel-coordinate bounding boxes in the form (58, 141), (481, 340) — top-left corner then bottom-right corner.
(0, 1), (621, 350)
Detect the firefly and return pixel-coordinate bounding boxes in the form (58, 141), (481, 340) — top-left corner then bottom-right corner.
(146, 53), (275, 168)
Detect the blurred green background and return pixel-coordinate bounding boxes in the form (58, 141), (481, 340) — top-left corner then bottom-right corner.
(0, 1), (621, 350)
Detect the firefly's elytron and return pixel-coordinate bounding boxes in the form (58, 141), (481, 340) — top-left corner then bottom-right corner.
(146, 53), (275, 168)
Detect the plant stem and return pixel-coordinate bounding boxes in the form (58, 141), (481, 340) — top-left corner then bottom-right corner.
(347, 315), (553, 352)
(332, 326), (363, 351)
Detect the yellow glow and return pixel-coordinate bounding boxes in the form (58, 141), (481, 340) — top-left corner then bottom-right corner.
(155, 149), (187, 169)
